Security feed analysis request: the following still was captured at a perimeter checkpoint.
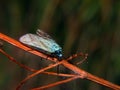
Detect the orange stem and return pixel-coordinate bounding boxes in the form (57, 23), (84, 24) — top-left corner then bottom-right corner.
(0, 33), (56, 62)
(0, 33), (120, 90)
(16, 62), (63, 90)
(31, 76), (80, 90)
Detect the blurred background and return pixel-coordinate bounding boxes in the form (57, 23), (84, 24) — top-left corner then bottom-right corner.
(0, 0), (120, 90)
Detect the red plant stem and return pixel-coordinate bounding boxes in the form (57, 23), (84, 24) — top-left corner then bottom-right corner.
(0, 49), (36, 72)
(0, 33), (120, 90)
(31, 76), (80, 90)
(0, 33), (57, 62)
(16, 62), (63, 90)
(43, 71), (76, 77)
(87, 73), (120, 90)
(0, 48), (78, 78)
(62, 61), (120, 90)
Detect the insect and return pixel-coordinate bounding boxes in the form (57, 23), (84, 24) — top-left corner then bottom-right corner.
(19, 29), (62, 60)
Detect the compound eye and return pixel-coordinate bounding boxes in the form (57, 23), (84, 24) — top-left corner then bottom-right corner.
(55, 50), (62, 58)
(59, 53), (62, 58)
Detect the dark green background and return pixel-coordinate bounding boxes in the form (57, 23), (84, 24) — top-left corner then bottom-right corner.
(0, 0), (120, 90)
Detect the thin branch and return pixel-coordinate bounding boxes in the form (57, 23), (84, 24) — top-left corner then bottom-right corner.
(66, 52), (88, 61)
(0, 33), (120, 90)
(0, 48), (78, 78)
(66, 52), (88, 65)
(0, 48), (77, 89)
(62, 60), (120, 90)
(31, 76), (80, 90)
(0, 33), (57, 62)
(0, 48), (35, 72)
(43, 71), (76, 77)
(16, 61), (63, 90)
(86, 73), (120, 90)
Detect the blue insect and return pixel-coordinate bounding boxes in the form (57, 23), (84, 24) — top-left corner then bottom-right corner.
(19, 29), (62, 60)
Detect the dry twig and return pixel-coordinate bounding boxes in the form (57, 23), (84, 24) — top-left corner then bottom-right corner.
(0, 33), (120, 90)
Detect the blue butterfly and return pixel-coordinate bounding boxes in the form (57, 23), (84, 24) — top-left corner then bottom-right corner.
(19, 29), (62, 59)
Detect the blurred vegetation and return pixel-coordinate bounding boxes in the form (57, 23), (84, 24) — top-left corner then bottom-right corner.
(0, 0), (120, 90)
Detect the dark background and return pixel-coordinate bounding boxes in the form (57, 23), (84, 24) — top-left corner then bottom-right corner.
(0, 0), (120, 90)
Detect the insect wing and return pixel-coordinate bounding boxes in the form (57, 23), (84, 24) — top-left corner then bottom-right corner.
(36, 29), (52, 39)
(19, 32), (62, 53)
(36, 29), (62, 52)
